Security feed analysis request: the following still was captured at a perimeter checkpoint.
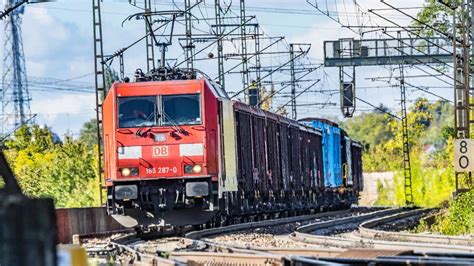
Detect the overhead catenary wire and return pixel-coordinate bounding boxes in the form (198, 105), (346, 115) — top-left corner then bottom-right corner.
(310, 0), (453, 113)
(259, 65), (323, 106)
(231, 49), (313, 99)
(275, 79), (321, 111)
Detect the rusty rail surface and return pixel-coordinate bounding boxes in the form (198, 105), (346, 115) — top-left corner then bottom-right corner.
(169, 252), (288, 266)
(110, 240), (183, 265)
(185, 209), (352, 239)
(358, 208), (474, 246)
(292, 208), (474, 253)
(295, 208), (404, 234)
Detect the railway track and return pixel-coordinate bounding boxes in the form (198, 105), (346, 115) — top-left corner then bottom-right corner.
(292, 208), (474, 253)
(110, 228), (292, 265)
(83, 208), (365, 264)
(81, 207), (474, 265)
(186, 207), (391, 250)
(358, 209), (474, 246)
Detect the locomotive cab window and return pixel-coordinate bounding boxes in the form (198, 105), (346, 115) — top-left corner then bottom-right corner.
(162, 94), (201, 125)
(118, 96), (158, 128)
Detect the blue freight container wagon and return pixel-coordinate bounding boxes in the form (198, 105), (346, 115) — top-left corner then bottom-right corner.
(300, 118), (342, 187)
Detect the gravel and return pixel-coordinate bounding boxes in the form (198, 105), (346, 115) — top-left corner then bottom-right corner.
(376, 214), (426, 232)
(81, 234), (137, 265)
(135, 237), (194, 254)
(80, 207), (383, 256)
(206, 208), (376, 248)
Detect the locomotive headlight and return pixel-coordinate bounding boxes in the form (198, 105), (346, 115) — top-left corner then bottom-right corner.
(121, 167), (138, 177)
(192, 164), (202, 173)
(184, 164), (202, 174)
(121, 168), (131, 177)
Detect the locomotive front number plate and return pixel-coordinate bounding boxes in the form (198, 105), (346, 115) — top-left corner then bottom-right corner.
(153, 146), (169, 157)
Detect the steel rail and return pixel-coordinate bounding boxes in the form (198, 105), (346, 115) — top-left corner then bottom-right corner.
(358, 209), (474, 246)
(185, 209), (354, 239)
(109, 238), (184, 265)
(292, 209), (474, 253)
(295, 208), (404, 234)
(97, 208), (361, 264)
(82, 207), (474, 265)
(168, 251), (288, 265)
(304, 256), (474, 266)
(112, 228), (293, 265)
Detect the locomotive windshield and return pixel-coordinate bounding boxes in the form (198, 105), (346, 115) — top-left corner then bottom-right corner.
(118, 96), (158, 128)
(162, 94), (201, 126)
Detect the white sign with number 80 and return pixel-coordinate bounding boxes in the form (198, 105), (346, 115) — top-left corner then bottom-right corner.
(454, 139), (474, 171)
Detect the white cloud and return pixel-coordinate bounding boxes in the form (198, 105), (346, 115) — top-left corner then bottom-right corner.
(22, 7), (91, 78)
(31, 93), (95, 121)
(288, 0), (426, 60)
(23, 8), (71, 59)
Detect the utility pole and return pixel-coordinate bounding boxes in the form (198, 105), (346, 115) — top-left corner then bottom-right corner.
(253, 25), (262, 106)
(1, 0), (31, 135)
(234, 0), (260, 106)
(398, 32), (413, 206)
(184, 0), (194, 70)
(290, 44), (297, 119)
(239, 0), (250, 103)
(453, 1), (473, 194)
(92, 0), (106, 206)
(145, 0), (155, 72)
(214, 0), (225, 89)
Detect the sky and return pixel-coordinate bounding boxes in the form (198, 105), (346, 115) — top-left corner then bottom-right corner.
(1, 0), (452, 138)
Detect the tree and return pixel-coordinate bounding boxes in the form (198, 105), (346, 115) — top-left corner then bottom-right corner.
(343, 111), (394, 149)
(3, 124), (100, 207)
(373, 104), (391, 115)
(79, 119), (98, 148)
(259, 84), (275, 111)
(105, 67), (120, 92)
(412, 0), (453, 37)
(345, 98), (456, 206)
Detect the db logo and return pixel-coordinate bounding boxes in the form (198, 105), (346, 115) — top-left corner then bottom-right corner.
(153, 146), (169, 157)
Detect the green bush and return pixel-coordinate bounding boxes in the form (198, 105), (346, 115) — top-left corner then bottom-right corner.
(344, 99), (472, 235)
(431, 190), (474, 235)
(2, 124), (100, 208)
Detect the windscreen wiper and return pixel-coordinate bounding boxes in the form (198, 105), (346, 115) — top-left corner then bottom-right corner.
(136, 112), (159, 137)
(162, 111), (187, 135)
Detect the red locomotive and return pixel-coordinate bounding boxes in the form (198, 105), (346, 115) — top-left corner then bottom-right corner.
(102, 69), (363, 226)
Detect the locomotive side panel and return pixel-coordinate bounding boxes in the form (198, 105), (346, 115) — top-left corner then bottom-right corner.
(103, 84), (118, 182)
(203, 81), (220, 179)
